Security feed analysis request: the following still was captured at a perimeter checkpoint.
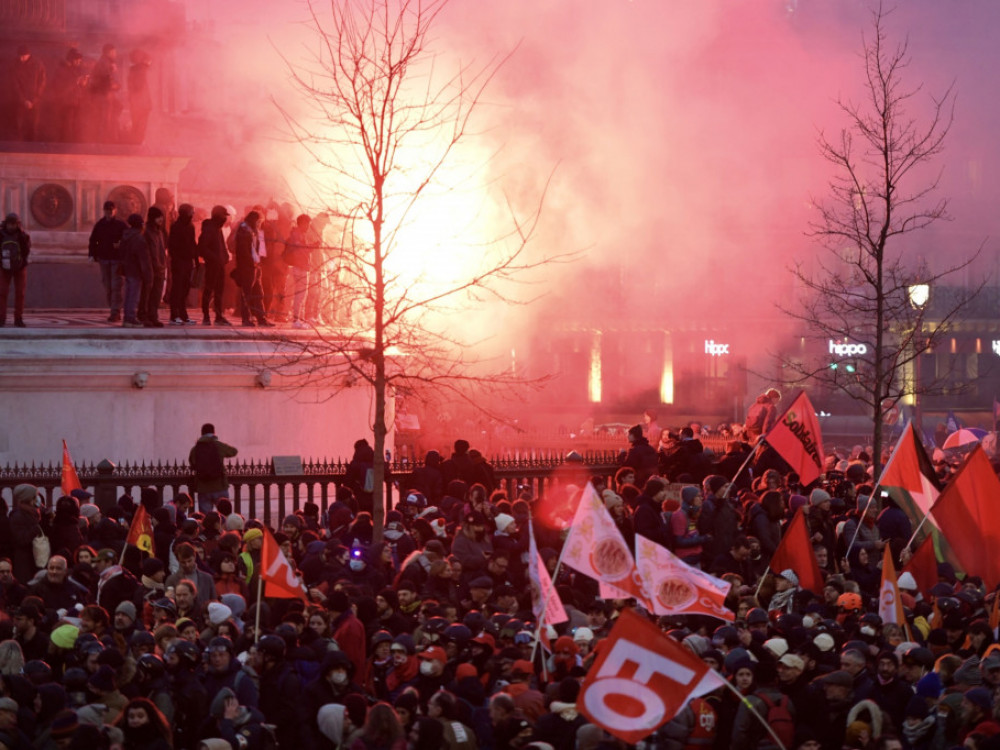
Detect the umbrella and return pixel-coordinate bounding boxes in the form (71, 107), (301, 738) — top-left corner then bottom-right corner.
(942, 428), (988, 451)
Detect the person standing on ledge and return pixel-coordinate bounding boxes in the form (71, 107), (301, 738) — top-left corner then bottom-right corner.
(190, 423), (239, 514)
(0, 213), (30, 328)
(89, 200), (127, 322)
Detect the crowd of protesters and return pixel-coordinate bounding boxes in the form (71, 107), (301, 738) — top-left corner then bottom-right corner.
(86, 194), (343, 331)
(0, 407), (997, 750)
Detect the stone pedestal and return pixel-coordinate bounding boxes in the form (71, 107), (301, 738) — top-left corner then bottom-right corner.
(0, 150), (188, 307)
(0, 325), (388, 466)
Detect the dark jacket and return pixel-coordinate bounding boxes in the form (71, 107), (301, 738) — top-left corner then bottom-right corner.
(88, 216), (127, 261)
(232, 222), (260, 286)
(633, 493), (668, 548)
(9, 505), (41, 582)
(144, 224), (167, 273)
(120, 227), (152, 282)
(198, 217), (229, 266)
(621, 438), (659, 486)
(0, 225), (30, 273)
(168, 215), (198, 264)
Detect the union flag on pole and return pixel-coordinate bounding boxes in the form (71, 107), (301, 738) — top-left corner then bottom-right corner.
(763, 390), (824, 485)
(878, 544), (906, 625)
(126, 505), (154, 555)
(528, 517), (567, 628)
(635, 535), (733, 621)
(562, 484), (652, 608)
(261, 527), (309, 601)
(578, 607), (724, 744)
(61, 440), (82, 495)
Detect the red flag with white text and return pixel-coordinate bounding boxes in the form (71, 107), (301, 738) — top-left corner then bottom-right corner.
(578, 607), (725, 744)
(261, 527), (309, 601)
(763, 391), (824, 485)
(635, 535), (734, 621)
(61, 440), (82, 495)
(562, 484), (652, 608)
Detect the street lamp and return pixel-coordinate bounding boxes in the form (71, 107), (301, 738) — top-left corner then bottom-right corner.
(908, 283), (930, 431)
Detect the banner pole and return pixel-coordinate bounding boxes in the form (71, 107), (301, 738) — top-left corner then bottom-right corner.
(844, 482), (882, 558)
(720, 679), (788, 750)
(722, 447), (756, 500)
(254, 573), (263, 643)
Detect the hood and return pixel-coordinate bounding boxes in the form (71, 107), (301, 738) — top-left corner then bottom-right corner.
(317, 704), (345, 743)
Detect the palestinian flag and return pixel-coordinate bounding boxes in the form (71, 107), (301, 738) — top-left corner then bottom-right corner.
(879, 420), (960, 574)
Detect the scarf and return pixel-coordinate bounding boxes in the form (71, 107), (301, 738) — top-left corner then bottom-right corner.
(902, 715), (935, 745)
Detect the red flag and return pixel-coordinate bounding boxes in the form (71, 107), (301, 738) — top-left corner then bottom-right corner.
(769, 508), (823, 594)
(763, 391), (824, 485)
(528, 518), (568, 627)
(61, 440), (82, 495)
(562, 484), (652, 608)
(635, 535), (733, 621)
(126, 505), (154, 555)
(260, 527), (309, 601)
(878, 545), (906, 626)
(929, 446), (1000, 589)
(578, 607), (724, 744)
(901, 535), (938, 598)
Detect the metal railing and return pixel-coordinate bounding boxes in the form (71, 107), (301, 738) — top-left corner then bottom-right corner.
(0, 451), (623, 525)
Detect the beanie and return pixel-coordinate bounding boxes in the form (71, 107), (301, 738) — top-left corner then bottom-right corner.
(115, 601), (137, 620)
(225, 513), (244, 531)
(494, 514), (515, 534)
(50, 624), (80, 650)
(810, 489), (831, 506)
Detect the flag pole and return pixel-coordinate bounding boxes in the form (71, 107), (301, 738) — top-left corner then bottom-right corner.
(721, 447), (757, 500)
(905, 512), (932, 550)
(254, 573), (263, 644)
(719, 679), (788, 750)
(844, 481), (883, 558)
(530, 516), (568, 669)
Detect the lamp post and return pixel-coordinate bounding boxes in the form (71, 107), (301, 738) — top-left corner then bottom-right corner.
(908, 283), (930, 432)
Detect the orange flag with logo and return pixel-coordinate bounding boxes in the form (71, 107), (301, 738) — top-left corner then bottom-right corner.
(769, 508), (824, 594)
(61, 440), (82, 495)
(763, 391), (825, 485)
(878, 545), (907, 625)
(261, 527), (309, 601)
(126, 505), (154, 555)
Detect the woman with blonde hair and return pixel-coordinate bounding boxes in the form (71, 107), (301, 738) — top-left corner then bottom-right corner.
(0, 639), (25, 675)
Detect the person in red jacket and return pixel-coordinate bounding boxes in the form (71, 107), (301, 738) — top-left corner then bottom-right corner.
(329, 590), (366, 679)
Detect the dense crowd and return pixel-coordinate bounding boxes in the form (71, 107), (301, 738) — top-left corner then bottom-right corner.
(0, 413), (996, 750)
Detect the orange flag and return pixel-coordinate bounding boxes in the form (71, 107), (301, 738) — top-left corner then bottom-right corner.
(126, 505), (154, 555)
(260, 527), (309, 601)
(901, 535), (939, 598)
(578, 607), (725, 745)
(929, 446), (1000, 589)
(769, 508), (824, 594)
(763, 391), (824, 485)
(61, 440), (82, 495)
(878, 545), (907, 626)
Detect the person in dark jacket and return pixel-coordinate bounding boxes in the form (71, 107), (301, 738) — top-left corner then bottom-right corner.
(120, 214), (150, 328)
(232, 210), (272, 328)
(142, 206), (167, 327)
(9, 484), (42, 583)
(168, 203), (198, 325)
(88, 200), (127, 322)
(346, 439), (376, 515)
(748, 491), (784, 558)
(254, 635), (306, 750)
(632, 477), (670, 549)
(198, 205), (232, 326)
(409, 451), (444, 503)
(620, 424), (659, 487)
(13, 45), (46, 140)
(877, 495), (913, 559)
(49, 496), (84, 560)
(0, 212), (30, 328)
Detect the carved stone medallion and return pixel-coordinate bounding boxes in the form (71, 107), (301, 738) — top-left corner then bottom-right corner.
(107, 185), (148, 222)
(30, 183), (74, 228)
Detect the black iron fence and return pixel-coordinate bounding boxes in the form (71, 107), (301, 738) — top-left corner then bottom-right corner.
(0, 451), (622, 527)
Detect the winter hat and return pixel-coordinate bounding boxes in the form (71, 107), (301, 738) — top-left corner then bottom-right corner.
(777, 653), (805, 671)
(628, 424), (643, 441)
(789, 494), (808, 514)
(207, 602), (232, 626)
(763, 638), (789, 658)
(0, 697), (16, 713)
(965, 687), (994, 712)
(225, 513), (244, 531)
(723, 647), (756, 675)
(955, 657), (984, 686)
(115, 601), (137, 620)
(49, 709), (79, 739)
(13, 484), (39, 505)
(342, 693), (368, 728)
(79, 504), (101, 520)
(897, 572), (918, 592)
(220, 593), (246, 619)
(915, 672), (942, 699)
(243, 528), (263, 543)
(87, 665), (116, 692)
(141, 558), (165, 577)
(494, 514), (515, 534)
(50, 624), (80, 650)
(809, 489), (831, 506)
(210, 688), (237, 718)
(779, 569), (800, 588)
(601, 490), (624, 510)
(813, 633), (836, 653)
(845, 721), (871, 747)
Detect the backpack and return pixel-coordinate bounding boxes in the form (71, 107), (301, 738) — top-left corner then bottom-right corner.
(0, 235), (22, 272)
(757, 692), (795, 749)
(192, 440), (225, 481)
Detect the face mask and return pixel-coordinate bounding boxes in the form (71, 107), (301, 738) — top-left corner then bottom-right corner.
(419, 660), (435, 676)
(349, 560), (366, 572)
(330, 671), (348, 686)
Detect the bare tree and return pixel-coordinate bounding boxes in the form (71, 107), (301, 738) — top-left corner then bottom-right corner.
(778, 4), (983, 476)
(271, 0), (568, 539)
